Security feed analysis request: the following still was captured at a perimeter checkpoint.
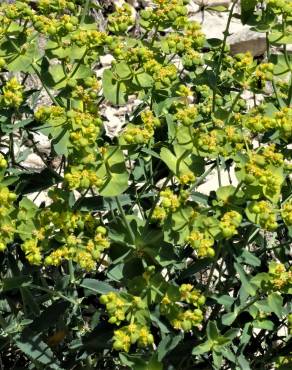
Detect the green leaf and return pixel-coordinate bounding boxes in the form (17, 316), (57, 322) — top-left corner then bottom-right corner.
(133, 72), (154, 88)
(214, 295), (235, 308)
(102, 69), (127, 105)
(115, 62), (132, 80)
(160, 147), (190, 177)
(222, 312), (237, 326)
(234, 262), (257, 296)
(157, 333), (184, 361)
(267, 292), (283, 318)
(30, 301), (70, 333)
(192, 340), (212, 355)
(2, 276), (32, 292)
(80, 279), (116, 295)
(207, 321), (219, 341)
(237, 354), (251, 370)
(237, 250), (261, 267)
(269, 31), (292, 45)
(223, 328), (240, 341)
(241, 0), (257, 24)
(253, 319), (274, 330)
(212, 349), (223, 369)
(97, 146), (129, 196)
(52, 127), (69, 156)
(15, 330), (63, 369)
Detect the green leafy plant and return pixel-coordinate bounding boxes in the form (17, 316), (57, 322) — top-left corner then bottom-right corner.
(0, 0), (291, 369)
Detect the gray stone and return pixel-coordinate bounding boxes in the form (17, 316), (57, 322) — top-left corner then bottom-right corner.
(228, 27), (267, 56)
(194, 0), (231, 7)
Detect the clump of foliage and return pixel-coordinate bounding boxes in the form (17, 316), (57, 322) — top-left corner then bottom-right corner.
(0, 0), (291, 369)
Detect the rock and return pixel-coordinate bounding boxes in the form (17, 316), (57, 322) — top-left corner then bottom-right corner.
(197, 165), (238, 195)
(187, 1), (201, 14)
(193, 0), (231, 7)
(100, 54), (115, 67)
(228, 27), (267, 56)
(190, 10), (242, 40)
(27, 191), (52, 207)
(21, 153), (46, 170)
(103, 106), (125, 138)
(31, 132), (51, 154)
(191, 10), (266, 57)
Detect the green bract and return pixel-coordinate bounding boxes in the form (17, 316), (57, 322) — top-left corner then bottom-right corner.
(0, 0), (291, 369)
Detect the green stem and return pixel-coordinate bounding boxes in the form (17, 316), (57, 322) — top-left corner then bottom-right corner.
(31, 64), (62, 107)
(69, 48), (88, 79)
(81, 0), (90, 24)
(68, 259), (75, 284)
(212, 0), (239, 112)
(190, 162), (217, 191)
(115, 196), (136, 245)
(206, 242), (223, 294)
(144, 174), (172, 231)
(226, 89), (243, 123)
(29, 284), (79, 305)
(216, 157), (222, 187)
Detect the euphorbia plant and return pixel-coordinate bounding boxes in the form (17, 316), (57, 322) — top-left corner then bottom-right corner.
(0, 0), (291, 369)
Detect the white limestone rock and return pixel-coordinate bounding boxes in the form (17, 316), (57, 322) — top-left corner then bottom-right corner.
(228, 27), (267, 56)
(21, 153), (46, 170)
(193, 0), (231, 7)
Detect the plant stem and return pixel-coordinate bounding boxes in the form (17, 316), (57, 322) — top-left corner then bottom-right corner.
(216, 157), (222, 187)
(31, 64), (62, 107)
(206, 242), (223, 294)
(115, 196), (136, 245)
(81, 0), (90, 24)
(29, 284), (79, 305)
(212, 0), (239, 112)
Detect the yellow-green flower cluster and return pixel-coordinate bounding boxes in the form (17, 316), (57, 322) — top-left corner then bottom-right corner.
(281, 201), (292, 227)
(1, 77), (23, 108)
(175, 105), (198, 126)
(0, 153), (7, 170)
(255, 63), (274, 83)
(152, 188), (182, 222)
(266, 0), (292, 16)
(32, 14), (79, 35)
(219, 210), (242, 238)
(71, 30), (107, 49)
(188, 230), (215, 258)
(140, 0), (189, 30)
(113, 324), (154, 352)
(19, 202), (110, 270)
(37, 0), (76, 14)
(161, 284), (205, 331)
(243, 107), (292, 140)
(144, 62), (178, 87)
(100, 292), (146, 325)
(100, 292), (153, 352)
(107, 4), (135, 34)
(68, 110), (102, 153)
(249, 201), (278, 231)
(122, 110), (160, 144)
(0, 184), (17, 252)
(268, 262), (292, 291)
(243, 152), (283, 200)
(22, 239), (42, 265)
